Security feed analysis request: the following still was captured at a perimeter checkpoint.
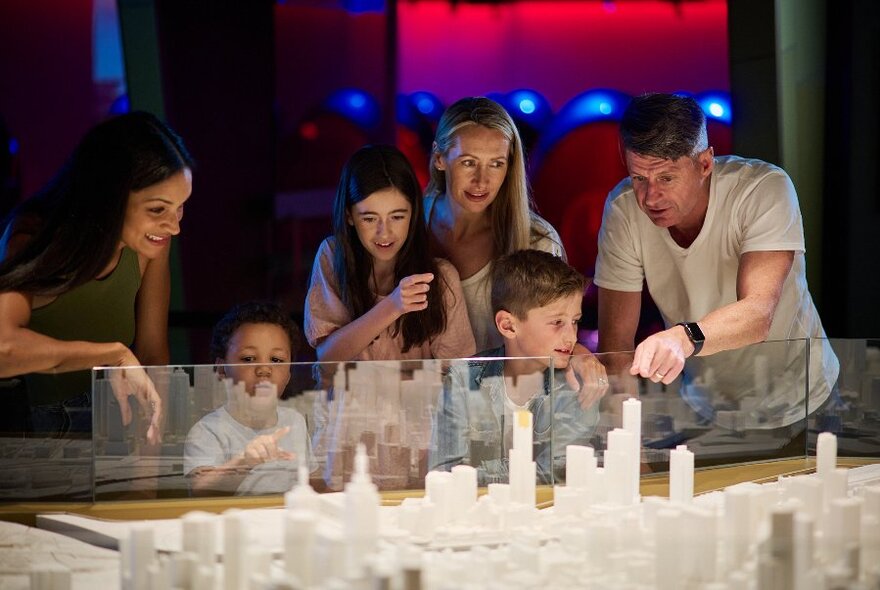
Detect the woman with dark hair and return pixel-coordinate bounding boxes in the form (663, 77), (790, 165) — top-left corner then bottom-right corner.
(304, 144), (474, 362)
(0, 111), (193, 441)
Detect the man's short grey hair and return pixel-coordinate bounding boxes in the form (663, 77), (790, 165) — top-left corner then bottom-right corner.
(620, 93), (708, 160)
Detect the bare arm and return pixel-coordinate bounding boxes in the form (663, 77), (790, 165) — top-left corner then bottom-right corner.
(0, 217), (137, 376)
(133, 249), (171, 366)
(188, 426), (294, 496)
(316, 296), (403, 362)
(631, 250), (794, 383)
(0, 288), (163, 441)
(0, 290), (133, 377)
(315, 273), (433, 362)
(597, 287), (642, 354)
(697, 250), (793, 353)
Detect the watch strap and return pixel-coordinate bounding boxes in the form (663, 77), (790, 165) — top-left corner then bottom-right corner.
(677, 322), (705, 356)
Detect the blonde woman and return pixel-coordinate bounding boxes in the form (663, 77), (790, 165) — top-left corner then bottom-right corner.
(424, 97), (565, 351)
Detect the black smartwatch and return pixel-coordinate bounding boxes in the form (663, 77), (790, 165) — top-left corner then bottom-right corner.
(677, 322), (705, 356)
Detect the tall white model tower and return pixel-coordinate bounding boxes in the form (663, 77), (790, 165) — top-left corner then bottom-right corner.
(509, 409), (537, 506)
(344, 443), (380, 576)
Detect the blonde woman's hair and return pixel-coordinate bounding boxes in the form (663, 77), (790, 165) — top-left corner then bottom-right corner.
(426, 97), (541, 256)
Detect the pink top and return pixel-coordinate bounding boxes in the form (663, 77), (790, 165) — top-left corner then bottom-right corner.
(304, 238), (476, 361)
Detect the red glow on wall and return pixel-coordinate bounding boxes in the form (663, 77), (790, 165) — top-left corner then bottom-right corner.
(299, 121), (320, 140)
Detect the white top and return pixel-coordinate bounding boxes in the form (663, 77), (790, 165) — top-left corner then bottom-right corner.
(595, 155), (838, 427)
(184, 405), (315, 495)
(425, 193), (566, 352)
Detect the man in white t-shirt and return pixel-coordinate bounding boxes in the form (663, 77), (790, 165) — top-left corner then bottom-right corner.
(594, 93), (838, 427)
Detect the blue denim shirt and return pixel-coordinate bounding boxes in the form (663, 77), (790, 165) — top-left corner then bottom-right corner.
(429, 347), (599, 485)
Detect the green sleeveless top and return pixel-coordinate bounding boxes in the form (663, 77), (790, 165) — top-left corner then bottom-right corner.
(25, 247), (142, 405)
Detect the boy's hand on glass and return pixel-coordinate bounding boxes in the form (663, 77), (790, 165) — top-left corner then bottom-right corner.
(565, 353), (610, 409)
(242, 426), (296, 465)
(390, 273), (434, 315)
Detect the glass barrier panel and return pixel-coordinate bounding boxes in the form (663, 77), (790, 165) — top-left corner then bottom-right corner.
(428, 355), (558, 486)
(552, 339), (811, 488)
(93, 359), (450, 500)
(807, 338), (880, 458)
(0, 435), (93, 502)
(0, 337), (841, 502)
(0, 370), (94, 501)
(307, 360), (443, 493)
(670, 337), (810, 466)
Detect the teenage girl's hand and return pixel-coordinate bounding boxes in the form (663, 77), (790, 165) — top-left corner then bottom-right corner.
(390, 273), (434, 316)
(108, 349), (163, 445)
(241, 426), (296, 466)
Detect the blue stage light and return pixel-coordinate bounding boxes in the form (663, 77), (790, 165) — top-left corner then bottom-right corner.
(8, 138), (18, 155)
(109, 93), (130, 115)
(696, 91), (732, 124)
(566, 90), (626, 121)
(536, 89), (630, 155)
(405, 91), (443, 121)
(416, 97), (434, 114)
(325, 88), (381, 128)
(504, 89), (551, 128)
(341, 0), (385, 14)
(348, 94), (366, 109)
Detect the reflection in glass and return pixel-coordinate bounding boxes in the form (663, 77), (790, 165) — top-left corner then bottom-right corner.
(0, 338), (875, 502)
(430, 355), (598, 485)
(808, 339), (880, 459)
(184, 378), (314, 496)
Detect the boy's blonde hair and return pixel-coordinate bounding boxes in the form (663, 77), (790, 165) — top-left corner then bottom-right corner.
(491, 250), (585, 319)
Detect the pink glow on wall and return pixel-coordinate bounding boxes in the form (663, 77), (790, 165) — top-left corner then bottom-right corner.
(398, 0), (729, 108)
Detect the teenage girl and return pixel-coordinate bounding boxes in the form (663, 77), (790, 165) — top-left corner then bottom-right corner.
(304, 144), (475, 362)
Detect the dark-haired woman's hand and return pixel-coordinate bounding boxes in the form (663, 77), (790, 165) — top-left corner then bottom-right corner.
(108, 349), (163, 445)
(389, 273), (434, 316)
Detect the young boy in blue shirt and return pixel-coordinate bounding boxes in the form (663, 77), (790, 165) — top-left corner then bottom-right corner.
(430, 249), (599, 485)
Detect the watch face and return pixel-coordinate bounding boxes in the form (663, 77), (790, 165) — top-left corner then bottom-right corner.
(686, 322), (705, 343)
